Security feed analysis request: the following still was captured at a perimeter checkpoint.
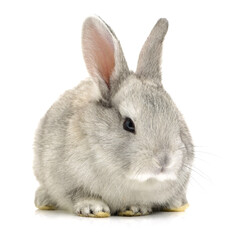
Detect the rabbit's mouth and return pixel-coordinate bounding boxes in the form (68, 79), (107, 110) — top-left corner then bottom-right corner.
(128, 170), (177, 182)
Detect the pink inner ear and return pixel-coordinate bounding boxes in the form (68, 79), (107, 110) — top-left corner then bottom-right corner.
(84, 22), (115, 87)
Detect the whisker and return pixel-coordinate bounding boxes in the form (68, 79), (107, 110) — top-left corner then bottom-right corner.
(193, 156), (210, 163)
(194, 151), (220, 158)
(181, 169), (205, 190)
(188, 174), (206, 190)
(183, 163), (210, 181)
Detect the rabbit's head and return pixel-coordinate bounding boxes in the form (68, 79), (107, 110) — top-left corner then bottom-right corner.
(81, 17), (193, 184)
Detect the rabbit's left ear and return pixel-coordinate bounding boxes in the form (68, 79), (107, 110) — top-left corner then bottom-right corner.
(136, 18), (168, 83)
(82, 16), (129, 99)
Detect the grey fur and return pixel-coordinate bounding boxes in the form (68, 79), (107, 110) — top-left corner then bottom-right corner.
(136, 18), (168, 82)
(34, 16), (194, 216)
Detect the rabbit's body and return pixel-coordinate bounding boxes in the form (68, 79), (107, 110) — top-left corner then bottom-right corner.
(34, 17), (194, 217)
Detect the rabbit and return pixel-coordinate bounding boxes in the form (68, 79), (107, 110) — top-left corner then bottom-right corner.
(33, 16), (194, 218)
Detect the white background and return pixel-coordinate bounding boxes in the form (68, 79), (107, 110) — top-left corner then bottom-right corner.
(0, 0), (240, 239)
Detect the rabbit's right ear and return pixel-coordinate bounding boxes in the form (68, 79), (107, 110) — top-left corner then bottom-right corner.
(82, 16), (129, 99)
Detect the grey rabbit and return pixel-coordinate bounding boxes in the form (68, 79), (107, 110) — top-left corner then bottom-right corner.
(34, 16), (194, 217)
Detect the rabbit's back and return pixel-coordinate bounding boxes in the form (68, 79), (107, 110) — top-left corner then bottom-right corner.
(33, 79), (100, 187)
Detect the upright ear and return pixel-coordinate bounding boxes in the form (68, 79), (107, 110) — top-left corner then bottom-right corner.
(136, 18), (168, 82)
(82, 16), (129, 99)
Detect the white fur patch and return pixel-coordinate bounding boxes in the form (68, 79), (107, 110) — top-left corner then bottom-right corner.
(118, 101), (137, 120)
(128, 172), (177, 182)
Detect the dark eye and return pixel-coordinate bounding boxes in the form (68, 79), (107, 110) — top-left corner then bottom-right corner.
(123, 117), (135, 133)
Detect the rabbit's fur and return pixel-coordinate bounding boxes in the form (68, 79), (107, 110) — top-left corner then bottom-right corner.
(34, 17), (194, 216)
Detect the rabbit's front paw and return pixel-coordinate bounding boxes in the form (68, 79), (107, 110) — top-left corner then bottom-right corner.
(162, 203), (189, 212)
(74, 199), (110, 218)
(118, 205), (152, 216)
(162, 197), (189, 212)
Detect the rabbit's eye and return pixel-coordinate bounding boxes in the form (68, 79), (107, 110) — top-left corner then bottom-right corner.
(123, 117), (135, 133)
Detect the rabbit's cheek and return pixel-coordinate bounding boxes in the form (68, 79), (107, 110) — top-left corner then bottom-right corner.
(167, 149), (183, 171)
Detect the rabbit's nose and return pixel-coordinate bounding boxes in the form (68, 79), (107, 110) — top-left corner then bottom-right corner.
(158, 154), (169, 169)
